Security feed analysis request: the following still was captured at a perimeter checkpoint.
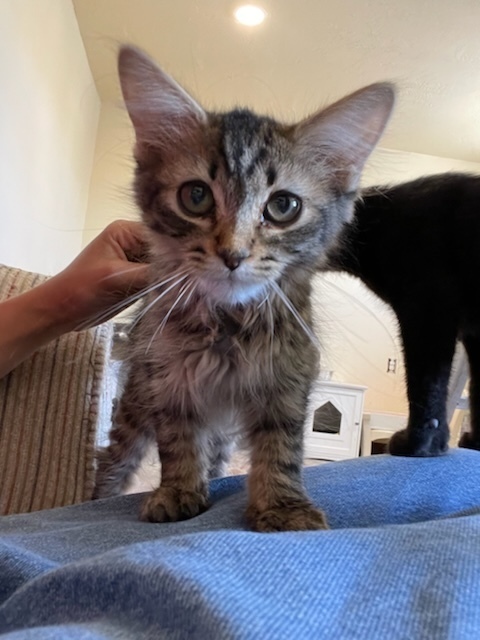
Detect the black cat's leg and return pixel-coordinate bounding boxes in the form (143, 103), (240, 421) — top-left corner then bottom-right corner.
(389, 314), (457, 457)
(458, 335), (480, 450)
(245, 401), (328, 532)
(140, 412), (210, 523)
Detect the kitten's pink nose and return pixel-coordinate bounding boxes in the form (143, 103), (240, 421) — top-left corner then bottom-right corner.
(217, 248), (248, 271)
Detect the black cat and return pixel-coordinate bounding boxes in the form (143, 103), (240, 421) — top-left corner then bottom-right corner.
(327, 173), (480, 456)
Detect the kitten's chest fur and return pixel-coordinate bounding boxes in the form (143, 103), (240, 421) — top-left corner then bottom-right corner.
(128, 276), (316, 419)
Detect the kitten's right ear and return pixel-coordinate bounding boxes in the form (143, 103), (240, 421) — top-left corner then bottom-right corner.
(294, 82), (395, 192)
(118, 45), (207, 149)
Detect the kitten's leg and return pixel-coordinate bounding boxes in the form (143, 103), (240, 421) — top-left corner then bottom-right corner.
(93, 401), (153, 499)
(140, 413), (210, 523)
(458, 334), (480, 450)
(245, 407), (328, 532)
(389, 312), (457, 457)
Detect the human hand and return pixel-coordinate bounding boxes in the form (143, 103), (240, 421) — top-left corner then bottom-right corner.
(49, 220), (150, 331)
(0, 220), (151, 378)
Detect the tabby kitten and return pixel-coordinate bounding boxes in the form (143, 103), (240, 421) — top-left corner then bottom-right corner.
(93, 45), (394, 532)
(328, 173), (480, 457)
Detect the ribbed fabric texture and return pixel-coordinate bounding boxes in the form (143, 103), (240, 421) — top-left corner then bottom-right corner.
(0, 265), (113, 515)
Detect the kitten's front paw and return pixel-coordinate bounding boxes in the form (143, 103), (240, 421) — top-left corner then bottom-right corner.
(140, 486), (208, 523)
(246, 502), (329, 533)
(389, 421), (449, 457)
(458, 432), (480, 451)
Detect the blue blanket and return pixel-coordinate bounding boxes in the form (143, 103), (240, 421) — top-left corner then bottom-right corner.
(1, 449), (480, 639)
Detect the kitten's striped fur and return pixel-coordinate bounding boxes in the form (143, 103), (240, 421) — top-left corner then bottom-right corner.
(93, 46), (394, 531)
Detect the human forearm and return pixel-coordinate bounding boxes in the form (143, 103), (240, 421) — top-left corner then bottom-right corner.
(0, 277), (73, 378)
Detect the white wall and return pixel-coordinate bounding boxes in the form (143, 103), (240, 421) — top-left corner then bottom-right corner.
(0, 0), (100, 275)
(82, 103), (135, 247)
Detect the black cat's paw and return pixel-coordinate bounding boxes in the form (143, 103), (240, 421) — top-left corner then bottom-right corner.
(388, 420), (449, 457)
(458, 432), (480, 451)
(140, 486), (209, 523)
(246, 501), (329, 533)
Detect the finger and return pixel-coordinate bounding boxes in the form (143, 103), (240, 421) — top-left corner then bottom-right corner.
(108, 221), (150, 263)
(124, 244), (150, 264)
(107, 220), (147, 249)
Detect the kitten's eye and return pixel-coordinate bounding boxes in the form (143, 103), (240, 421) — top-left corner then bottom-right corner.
(178, 181), (215, 216)
(264, 191), (302, 225)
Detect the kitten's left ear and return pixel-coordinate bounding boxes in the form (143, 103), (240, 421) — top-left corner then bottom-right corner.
(118, 45), (207, 150)
(294, 83), (395, 191)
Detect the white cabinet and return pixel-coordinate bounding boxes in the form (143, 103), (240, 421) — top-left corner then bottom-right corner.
(304, 381), (366, 461)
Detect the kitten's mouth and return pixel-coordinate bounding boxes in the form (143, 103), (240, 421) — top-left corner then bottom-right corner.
(197, 270), (267, 306)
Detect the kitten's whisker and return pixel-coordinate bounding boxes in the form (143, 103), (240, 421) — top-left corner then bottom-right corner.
(130, 277), (188, 331)
(182, 279), (198, 308)
(266, 295), (275, 378)
(270, 282), (320, 349)
(96, 265), (149, 284)
(130, 271), (190, 331)
(146, 280), (195, 353)
(74, 273), (186, 331)
(158, 281), (193, 332)
(256, 292), (270, 310)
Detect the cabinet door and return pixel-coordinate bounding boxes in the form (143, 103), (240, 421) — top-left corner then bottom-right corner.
(304, 386), (364, 461)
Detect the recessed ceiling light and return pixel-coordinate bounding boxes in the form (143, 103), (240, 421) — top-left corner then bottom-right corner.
(234, 5), (267, 27)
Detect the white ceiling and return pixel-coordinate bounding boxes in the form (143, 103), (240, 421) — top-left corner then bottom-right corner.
(73, 0), (480, 163)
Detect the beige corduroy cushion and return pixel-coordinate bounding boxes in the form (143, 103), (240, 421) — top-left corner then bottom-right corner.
(0, 265), (113, 515)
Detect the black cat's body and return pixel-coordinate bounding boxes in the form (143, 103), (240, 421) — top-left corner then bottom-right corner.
(328, 173), (480, 456)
